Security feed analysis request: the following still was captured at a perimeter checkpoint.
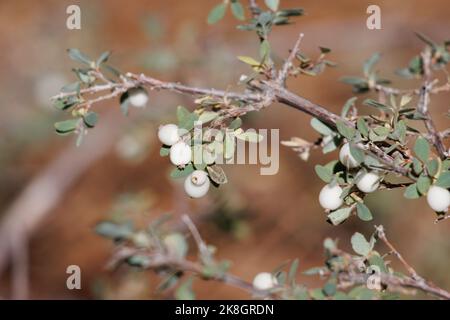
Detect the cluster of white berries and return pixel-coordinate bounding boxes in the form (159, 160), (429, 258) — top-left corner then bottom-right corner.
(158, 124), (211, 198)
(252, 272), (278, 291)
(319, 142), (450, 214)
(319, 142), (381, 211)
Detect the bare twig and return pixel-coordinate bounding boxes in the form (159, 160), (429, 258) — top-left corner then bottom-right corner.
(375, 225), (423, 282)
(417, 51), (448, 159)
(278, 33), (304, 85)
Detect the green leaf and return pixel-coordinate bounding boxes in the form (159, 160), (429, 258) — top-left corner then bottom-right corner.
(61, 81), (81, 93)
(67, 48), (92, 65)
(404, 183), (420, 199)
(95, 221), (133, 240)
(288, 259), (299, 284)
(83, 112), (98, 128)
(163, 233), (188, 259)
(349, 144), (365, 164)
(237, 55), (261, 66)
(414, 137), (430, 162)
(207, 164), (228, 184)
(54, 119), (79, 134)
(363, 99), (391, 112)
(160, 146), (170, 157)
(435, 171), (450, 188)
(231, 1), (245, 20)
(170, 163), (195, 179)
(175, 277), (195, 300)
(235, 131), (262, 143)
(96, 51), (111, 67)
(356, 203), (373, 221)
(198, 111), (218, 124)
(229, 117), (242, 130)
(336, 120), (355, 140)
(368, 253), (388, 273)
(416, 175), (431, 195)
(315, 165), (333, 183)
(303, 267), (327, 276)
(265, 0), (279, 11)
(177, 106), (198, 131)
(351, 232), (372, 256)
(426, 159), (439, 177)
(341, 97), (357, 118)
(311, 118), (333, 136)
(207, 3), (227, 24)
(327, 207), (352, 226)
(357, 118), (369, 138)
(260, 40), (271, 61)
(363, 53), (380, 77)
(323, 282), (337, 297)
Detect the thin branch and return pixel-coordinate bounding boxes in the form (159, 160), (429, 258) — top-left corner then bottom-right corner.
(277, 33), (304, 85)
(375, 225), (423, 282)
(418, 50), (447, 159)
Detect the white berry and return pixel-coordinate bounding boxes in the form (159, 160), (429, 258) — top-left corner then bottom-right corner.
(252, 272), (278, 291)
(158, 124), (180, 146)
(339, 143), (359, 169)
(427, 186), (450, 212)
(184, 171), (210, 198)
(128, 87), (149, 108)
(356, 172), (380, 193)
(319, 184), (343, 210)
(170, 141), (192, 166)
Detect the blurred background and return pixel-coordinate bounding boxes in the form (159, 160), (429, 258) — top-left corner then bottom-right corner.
(0, 0), (449, 299)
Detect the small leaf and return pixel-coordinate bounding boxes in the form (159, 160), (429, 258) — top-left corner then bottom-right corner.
(265, 0), (279, 11)
(351, 232), (372, 256)
(207, 164), (228, 184)
(363, 99), (391, 112)
(288, 259), (299, 284)
(426, 159), (439, 177)
(237, 55), (261, 66)
(163, 233), (188, 259)
(67, 48), (92, 65)
(83, 112), (98, 128)
(349, 144), (365, 164)
(207, 3), (227, 24)
(341, 97), (357, 118)
(311, 118), (333, 136)
(175, 277), (195, 300)
(357, 118), (369, 138)
(435, 171), (450, 188)
(170, 163), (195, 179)
(363, 53), (380, 77)
(231, 1), (245, 20)
(315, 165), (333, 183)
(198, 111), (218, 124)
(336, 120), (356, 140)
(404, 183), (420, 199)
(95, 221), (133, 240)
(160, 146), (170, 157)
(327, 207), (352, 226)
(54, 119), (79, 134)
(416, 175), (431, 195)
(235, 131), (262, 143)
(414, 137), (430, 162)
(96, 51), (111, 67)
(356, 203), (373, 221)
(229, 117), (242, 130)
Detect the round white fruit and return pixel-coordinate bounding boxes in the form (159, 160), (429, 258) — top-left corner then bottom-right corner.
(427, 186), (450, 212)
(339, 143), (359, 169)
(170, 141), (192, 166)
(128, 87), (149, 108)
(252, 272), (278, 291)
(319, 184), (343, 210)
(184, 171), (210, 198)
(356, 172), (380, 193)
(158, 124), (180, 146)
